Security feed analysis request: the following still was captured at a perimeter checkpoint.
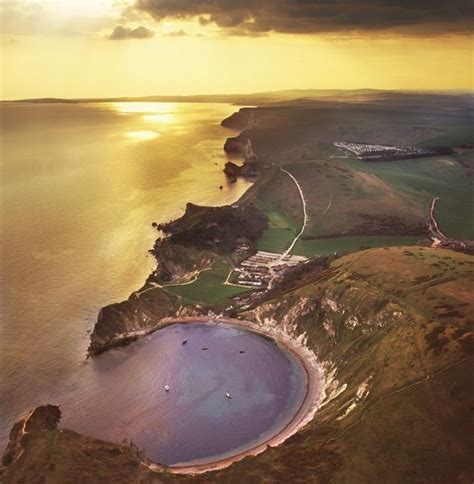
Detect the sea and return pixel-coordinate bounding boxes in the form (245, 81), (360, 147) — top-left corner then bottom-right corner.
(0, 102), (307, 464)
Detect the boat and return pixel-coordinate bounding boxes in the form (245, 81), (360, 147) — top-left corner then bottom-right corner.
(164, 385), (170, 392)
(182, 339), (187, 345)
(225, 392), (232, 399)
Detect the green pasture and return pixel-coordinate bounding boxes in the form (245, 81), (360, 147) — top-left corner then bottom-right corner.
(164, 261), (249, 305)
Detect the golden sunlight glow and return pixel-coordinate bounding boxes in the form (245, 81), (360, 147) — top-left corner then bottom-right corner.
(143, 114), (175, 123)
(124, 130), (160, 140)
(43, 0), (117, 17)
(113, 103), (176, 124)
(112, 102), (177, 114)
(0, 4), (472, 100)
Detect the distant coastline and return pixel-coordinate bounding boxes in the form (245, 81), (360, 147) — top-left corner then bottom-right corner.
(3, 88), (472, 105)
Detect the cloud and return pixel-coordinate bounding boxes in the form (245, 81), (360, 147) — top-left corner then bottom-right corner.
(162, 29), (187, 37)
(108, 25), (154, 39)
(134, 0), (474, 36)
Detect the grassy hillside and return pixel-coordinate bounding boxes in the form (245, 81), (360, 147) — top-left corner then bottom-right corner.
(164, 260), (249, 305)
(249, 161), (429, 256)
(363, 155), (474, 240)
(3, 248), (472, 483)
(207, 247), (474, 483)
(233, 96), (473, 255)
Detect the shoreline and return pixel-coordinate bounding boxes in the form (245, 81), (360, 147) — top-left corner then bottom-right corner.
(143, 316), (324, 475)
(88, 107), (325, 473)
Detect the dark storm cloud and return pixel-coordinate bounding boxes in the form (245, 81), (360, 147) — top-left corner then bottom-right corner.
(108, 25), (154, 40)
(134, 0), (474, 35)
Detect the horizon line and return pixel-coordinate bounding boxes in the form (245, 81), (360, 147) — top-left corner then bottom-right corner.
(1, 87), (473, 104)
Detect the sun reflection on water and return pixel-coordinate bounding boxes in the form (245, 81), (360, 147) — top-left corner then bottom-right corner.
(143, 113), (175, 123)
(111, 102), (177, 140)
(124, 130), (160, 140)
(112, 102), (177, 122)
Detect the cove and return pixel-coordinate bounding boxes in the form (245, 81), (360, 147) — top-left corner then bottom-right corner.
(60, 322), (309, 467)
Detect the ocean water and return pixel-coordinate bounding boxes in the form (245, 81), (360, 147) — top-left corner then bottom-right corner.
(0, 102), (256, 455)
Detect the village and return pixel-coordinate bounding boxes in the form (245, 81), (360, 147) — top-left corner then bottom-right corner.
(223, 250), (307, 309)
(334, 141), (451, 161)
(234, 250), (307, 287)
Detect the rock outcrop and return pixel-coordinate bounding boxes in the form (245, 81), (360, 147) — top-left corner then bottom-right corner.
(151, 203), (267, 259)
(221, 108), (255, 130)
(2, 405), (61, 468)
(87, 289), (195, 356)
(88, 202), (267, 356)
(1, 406), (158, 484)
(223, 133), (256, 160)
(223, 160), (262, 178)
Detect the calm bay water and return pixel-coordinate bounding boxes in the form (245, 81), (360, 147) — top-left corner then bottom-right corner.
(0, 102), (254, 454)
(61, 323), (307, 466)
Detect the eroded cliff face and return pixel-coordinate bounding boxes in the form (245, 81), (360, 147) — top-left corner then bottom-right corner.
(149, 241), (216, 285)
(220, 108), (255, 130)
(88, 290), (200, 356)
(243, 279), (410, 419)
(223, 134), (256, 160)
(1, 406), (160, 484)
(152, 203), (267, 260)
(88, 202), (268, 356)
(221, 109), (260, 175)
(2, 405), (61, 469)
(223, 160), (262, 178)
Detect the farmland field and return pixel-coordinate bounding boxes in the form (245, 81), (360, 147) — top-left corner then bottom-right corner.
(165, 261), (249, 305)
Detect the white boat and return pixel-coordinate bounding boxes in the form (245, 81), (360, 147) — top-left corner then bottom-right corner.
(165, 385), (170, 392)
(225, 392), (232, 399)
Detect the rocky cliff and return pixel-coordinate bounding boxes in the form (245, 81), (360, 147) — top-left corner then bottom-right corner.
(88, 202), (267, 356)
(87, 289), (197, 356)
(151, 203), (267, 260)
(223, 160), (262, 178)
(220, 108), (255, 130)
(223, 133), (256, 160)
(1, 406), (161, 484)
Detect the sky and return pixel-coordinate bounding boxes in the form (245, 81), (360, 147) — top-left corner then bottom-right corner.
(0, 0), (473, 99)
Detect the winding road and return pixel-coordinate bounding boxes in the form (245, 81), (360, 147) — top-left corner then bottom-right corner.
(428, 197), (448, 246)
(322, 194), (333, 215)
(279, 167), (308, 257)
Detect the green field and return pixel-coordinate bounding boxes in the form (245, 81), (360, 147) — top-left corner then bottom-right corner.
(417, 125), (473, 147)
(164, 261), (249, 305)
(258, 228), (294, 253)
(293, 235), (425, 257)
(253, 151), (472, 257)
(256, 196), (300, 253)
(357, 155), (474, 240)
(235, 95), (473, 258)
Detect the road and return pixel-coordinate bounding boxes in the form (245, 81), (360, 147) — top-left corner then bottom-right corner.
(279, 167), (308, 257)
(322, 194), (333, 215)
(428, 197), (448, 246)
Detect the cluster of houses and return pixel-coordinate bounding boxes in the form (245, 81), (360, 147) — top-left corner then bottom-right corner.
(224, 250), (310, 311)
(233, 250), (307, 288)
(334, 141), (437, 160)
